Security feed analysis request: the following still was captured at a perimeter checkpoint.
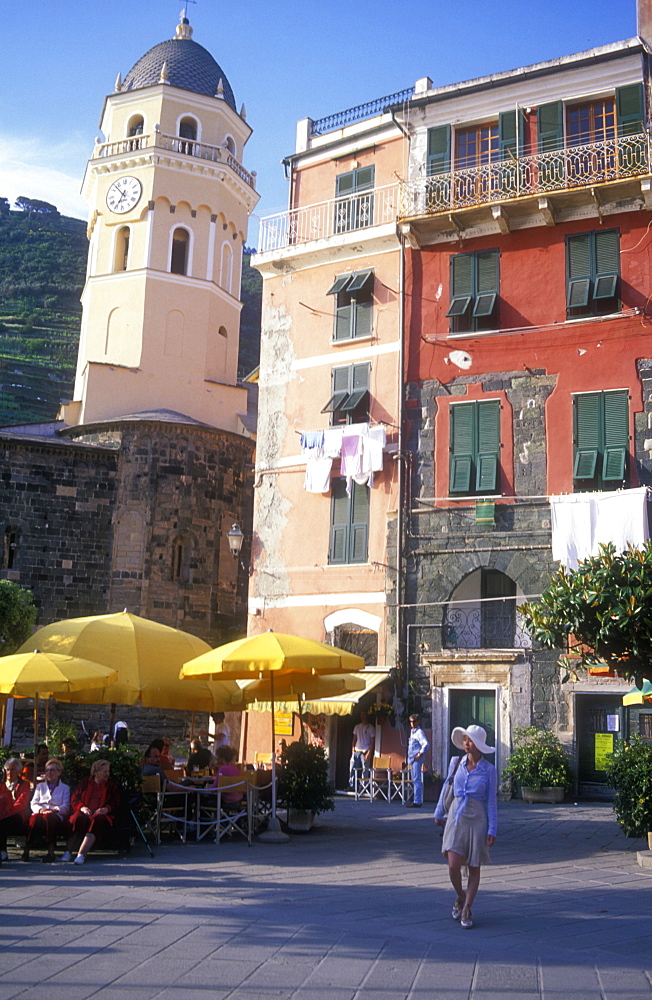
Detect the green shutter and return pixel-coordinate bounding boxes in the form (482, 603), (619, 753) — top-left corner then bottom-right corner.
(354, 166), (375, 191)
(354, 299), (372, 338)
(574, 393), (601, 479)
(499, 110), (525, 160)
(567, 233), (592, 307)
(450, 403), (475, 493)
(447, 253), (474, 319)
(333, 366), (352, 393)
(603, 390), (628, 446)
(473, 251), (499, 318)
(593, 229), (619, 301)
(335, 300), (352, 340)
(350, 483), (370, 563)
(427, 125), (451, 175)
(336, 172), (355, 197)
(475, 400), (500, 492)
(538, 101), (563, 152)
(602, 446), (626, 480)
(352, 363), (370, 391)
(616, 83), (644, 136)
(329, 479), (349, 564)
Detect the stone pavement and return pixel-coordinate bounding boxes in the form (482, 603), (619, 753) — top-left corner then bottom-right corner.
(1, 796), (651, 1000)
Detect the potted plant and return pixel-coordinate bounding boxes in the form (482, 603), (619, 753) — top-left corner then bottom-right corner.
(366, 701), (395, 725)
(502, 726), (575, 803)
(278, 741), (335, 831)
(605, 735), (652, 841)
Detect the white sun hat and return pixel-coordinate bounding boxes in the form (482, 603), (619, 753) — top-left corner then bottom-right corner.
(451, 724), (494, 754)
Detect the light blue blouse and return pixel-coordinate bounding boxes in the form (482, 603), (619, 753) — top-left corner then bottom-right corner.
(434, 755), (498, 837)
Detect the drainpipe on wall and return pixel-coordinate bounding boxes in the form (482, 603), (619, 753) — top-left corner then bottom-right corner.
(396, 231), (406, 696)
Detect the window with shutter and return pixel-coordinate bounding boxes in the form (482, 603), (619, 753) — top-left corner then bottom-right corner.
(447, 250), (499, 333)
(573, 390), (629, 491)
(329, 478), (369, 564)
(566, 230), (620, 318)
(328, 268), (373, 342)
(427, 125), (451, 176)
(450, 399), (501, 495)
(334, 166), (375, 233)
(322, 363), (370, 426)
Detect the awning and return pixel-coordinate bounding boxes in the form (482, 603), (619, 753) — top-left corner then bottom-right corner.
(250, 669), (390, 716)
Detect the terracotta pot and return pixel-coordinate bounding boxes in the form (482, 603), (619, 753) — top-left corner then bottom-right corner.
(521, 786), (565, 804)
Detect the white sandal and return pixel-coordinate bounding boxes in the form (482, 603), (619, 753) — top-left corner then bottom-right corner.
(451, 897), (464, 920)
(460, 905), (473, 929)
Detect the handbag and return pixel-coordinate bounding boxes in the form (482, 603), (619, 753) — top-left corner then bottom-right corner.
(442, 755), (463, 813)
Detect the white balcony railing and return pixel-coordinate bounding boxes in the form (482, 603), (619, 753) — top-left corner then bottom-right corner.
(400, 132), (650, 218)
(257, 182), (400, 254)
(93, 132), (256, 189)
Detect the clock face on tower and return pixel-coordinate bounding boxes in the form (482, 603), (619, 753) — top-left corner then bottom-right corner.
(106, 176), (142, 214)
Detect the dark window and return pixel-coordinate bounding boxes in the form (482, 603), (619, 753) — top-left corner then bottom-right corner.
(566, 229), (620, 318)
(329, 478), (369, 564)
(573, 390), (629, 491)
(2, 527), (18, 570)
(178, 117), (197, 154)
(326, 269), (373, 341)
(322, 363), (370, 426)
(127, 116), (144, 138)
(170, 228), (189, 275)
(172, 534), (193, 583)
(334, 166), (374, 233)
(114, 226), (130, 272)
(449, 399), (501, 495)
(447, 250), (499, 333)
(640, 714), (652, 739)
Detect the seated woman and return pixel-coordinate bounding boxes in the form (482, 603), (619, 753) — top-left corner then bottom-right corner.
(0, 758), (32, 861)
(62, 759), (120, 865)
(210, 746), (243, 805)
(185, 738), (215, 776)
(25, 758), (70, 863)
(159, 739), (175, 769)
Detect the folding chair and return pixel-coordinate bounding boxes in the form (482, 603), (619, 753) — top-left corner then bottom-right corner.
(131, 775), (160, 853)
(195, 776), (252, 845)
(157, 780), (192, 843)
(354, 766), (372, 800)
(254, 752), (273, 770)
(369, 755), (394, 802)
(398, 768), (414, 805)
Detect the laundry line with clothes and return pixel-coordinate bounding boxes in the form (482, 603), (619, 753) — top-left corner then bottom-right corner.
(299, 422), (387, 494)
(550, 485), (651, 570)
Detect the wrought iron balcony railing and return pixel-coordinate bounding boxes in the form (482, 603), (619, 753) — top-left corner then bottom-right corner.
(442, 606), (531, 650)
(257, 182), (400, 254)
(93, 132), (256, 189)
(400, 132), (650, 219)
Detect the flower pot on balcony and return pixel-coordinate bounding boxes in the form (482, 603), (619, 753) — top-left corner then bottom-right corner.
(521, 786), (565, 804)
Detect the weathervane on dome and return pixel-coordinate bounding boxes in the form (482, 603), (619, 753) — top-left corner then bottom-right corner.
(180, 0), (197, 19)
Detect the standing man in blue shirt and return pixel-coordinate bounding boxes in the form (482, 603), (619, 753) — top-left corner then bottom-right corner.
(407, 714), (429, 808)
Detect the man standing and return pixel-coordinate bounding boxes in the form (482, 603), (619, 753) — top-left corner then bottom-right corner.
(349, 710), (375, 789)
(407, 714), (429, 808)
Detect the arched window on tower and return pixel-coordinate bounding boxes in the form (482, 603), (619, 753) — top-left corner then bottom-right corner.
(127, 115), (144, 150)
(172, 533), (194, 584)
(170, 228), (190, 275)
(220, 241), (233, 294)
(224, 135), (236, 157)
(114, 226), (130, 272)
(178, 117), (198, 155)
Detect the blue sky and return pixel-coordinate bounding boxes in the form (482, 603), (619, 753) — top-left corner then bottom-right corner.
(0, 1), (637, 245)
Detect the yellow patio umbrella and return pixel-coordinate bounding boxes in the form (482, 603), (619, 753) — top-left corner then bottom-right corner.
(181, 631), (365, 839)
(18, 611), (244, 713)
(0, 650), (118, 748)
(237, 670), (366, 705)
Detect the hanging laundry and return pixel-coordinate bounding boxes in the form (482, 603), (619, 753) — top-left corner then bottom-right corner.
(300, 430), (324, 453)
(550, 487), (649, 570)
(304, 455), (333, 493)
(322, 427), (344, 458)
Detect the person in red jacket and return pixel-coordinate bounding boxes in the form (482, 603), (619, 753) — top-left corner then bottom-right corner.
(62, 759), (121, 865)
(0, 758), (32, 862)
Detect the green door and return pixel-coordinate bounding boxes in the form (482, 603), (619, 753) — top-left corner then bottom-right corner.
(448, 689), (496, 757)
(576, 694), (623, 798)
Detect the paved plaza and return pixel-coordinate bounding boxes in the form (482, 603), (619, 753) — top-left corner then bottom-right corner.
(1, 796), (651, 1000)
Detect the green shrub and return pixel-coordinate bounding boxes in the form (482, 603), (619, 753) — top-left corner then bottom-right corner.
(502, 726), (575, 795)
(278, 741), (335, 815)
(605, 735), (652, 838)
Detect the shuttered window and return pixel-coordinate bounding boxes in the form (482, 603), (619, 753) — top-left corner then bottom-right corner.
(447, 250), (499, 333)
(567, 229), (620, 317)
(327, 268), (373, 341)
(322, 363), (370, 426)
(449, 400), (501, 495)
(329, 478), (369, 564)
(427, 125), (451, 175)
(573, 390), (629, 491)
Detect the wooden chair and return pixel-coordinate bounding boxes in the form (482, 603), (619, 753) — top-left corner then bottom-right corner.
(369, 755), (396, 803)
(156, 778), (192, 844)
(254, 752), (273, 769)
(138, 774), (161, 847)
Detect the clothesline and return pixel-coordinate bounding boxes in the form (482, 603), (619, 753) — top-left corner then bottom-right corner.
(414, 487), (652, 504)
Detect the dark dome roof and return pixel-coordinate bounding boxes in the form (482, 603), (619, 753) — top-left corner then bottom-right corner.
(122, 25), (236, 110)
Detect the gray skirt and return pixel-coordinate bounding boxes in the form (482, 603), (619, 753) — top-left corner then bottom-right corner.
(441, 795), (490, 868)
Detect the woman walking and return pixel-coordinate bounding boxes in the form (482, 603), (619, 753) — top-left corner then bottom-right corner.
(434, 724), (497, 929)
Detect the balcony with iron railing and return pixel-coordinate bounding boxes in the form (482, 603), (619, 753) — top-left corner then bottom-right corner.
(257, 182), (400, 255)
(92, 131), (256, 189)
(442, 605), (532, 651)
(400, 131), (650, 234)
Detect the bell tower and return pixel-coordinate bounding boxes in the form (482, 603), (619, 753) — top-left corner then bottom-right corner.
(61, 15), (258, 432)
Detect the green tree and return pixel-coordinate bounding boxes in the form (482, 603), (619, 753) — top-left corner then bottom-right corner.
(0, 580), (37, 655)
(520, 542), (652, 687)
